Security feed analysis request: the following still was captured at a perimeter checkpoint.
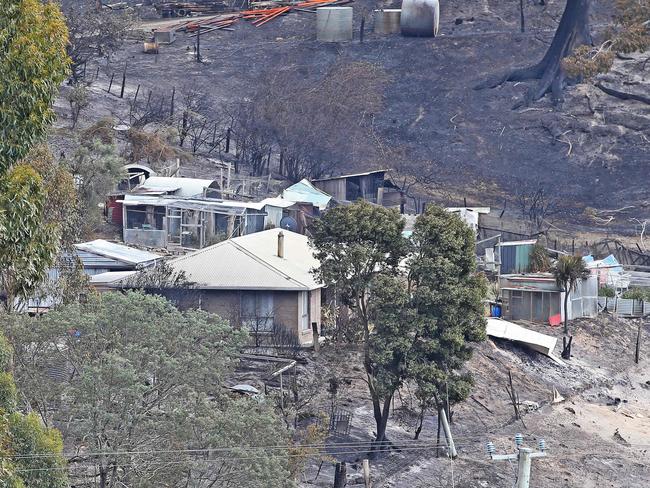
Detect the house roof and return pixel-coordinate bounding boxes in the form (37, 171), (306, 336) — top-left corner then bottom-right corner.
(281, 179), (332, 210)
(169, 228), (322, 291)
(90, 271), (138, 285)
(134, 176), (217, 197)
(74, 240), (162, 266)
(498, 239), (538, 247)
(120, 194), (267, 215)
(312, 170), (389, 181)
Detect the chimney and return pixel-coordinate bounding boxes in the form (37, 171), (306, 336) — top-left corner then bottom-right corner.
(277, 231), (284, 258)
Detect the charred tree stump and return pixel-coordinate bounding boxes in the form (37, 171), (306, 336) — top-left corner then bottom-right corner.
(476, 0), (592, 107)
(562, 335), (573, 360)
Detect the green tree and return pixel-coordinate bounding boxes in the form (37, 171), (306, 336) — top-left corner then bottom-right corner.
(5, 292), (293, 488)
(0, 165), (59, 312)
(311, 201), (408, 446)
(65, 138), (125, 236)
(407, 206), (486, 440)
(311, 202), (486, 447)
(0, 0), (69, 171)
(553, 255), (589, 334)
(0, 335), (68, 488)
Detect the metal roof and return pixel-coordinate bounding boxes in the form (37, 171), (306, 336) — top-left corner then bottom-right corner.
(498, 240), (538, 247)
(169, 229), (322, 291)
(135, 176), (217, 197)
(281, 179), (332, 210)
(90, 271), (138, 284)
(312, 170), (389, 181)
(74, 240), (162, 266)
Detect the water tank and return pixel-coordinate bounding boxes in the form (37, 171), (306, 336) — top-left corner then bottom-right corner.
(317, 7), (353, 42)
(400, 0), (439, 37)
(374, 9), (401, 35)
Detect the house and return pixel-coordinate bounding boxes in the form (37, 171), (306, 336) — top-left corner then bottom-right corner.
(27, 240), (162, 312)
(312, 170), (405, 210)
(499, 273), (598, 324)
(168, 228), (323, 345)
(117, 176), (294, 250)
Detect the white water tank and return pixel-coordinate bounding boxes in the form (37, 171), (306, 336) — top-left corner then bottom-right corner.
(374, 9), (402, 35)
(317, 7), (353, 42)
(400, 0), (440, 37)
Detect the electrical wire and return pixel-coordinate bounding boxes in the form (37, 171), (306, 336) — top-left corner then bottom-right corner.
(0, 435), (497, 460)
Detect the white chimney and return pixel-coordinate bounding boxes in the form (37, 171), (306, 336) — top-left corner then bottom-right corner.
(277, 231), (284, 258)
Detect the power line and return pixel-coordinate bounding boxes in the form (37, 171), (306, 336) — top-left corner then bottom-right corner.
(0, 436), (497, 460)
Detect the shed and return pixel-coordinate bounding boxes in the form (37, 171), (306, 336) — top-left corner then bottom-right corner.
(312, 170), (405, 209)
(281, 179), (332, 211)
(497, 240), (537, 274)
(499, 273), (598, 324)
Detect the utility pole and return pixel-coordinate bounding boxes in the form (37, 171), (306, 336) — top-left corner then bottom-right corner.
(486, 434), (547, 488)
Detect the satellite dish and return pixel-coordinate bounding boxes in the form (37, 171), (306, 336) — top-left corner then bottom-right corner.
(280, 216), (298, 232)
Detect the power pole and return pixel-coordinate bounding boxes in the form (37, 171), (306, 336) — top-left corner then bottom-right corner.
(486, 435), (547, 488)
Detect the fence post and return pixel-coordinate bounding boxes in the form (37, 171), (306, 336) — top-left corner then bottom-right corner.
(120, 64), (127, 98)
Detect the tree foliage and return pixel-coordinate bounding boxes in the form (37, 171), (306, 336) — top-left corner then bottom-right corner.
(563, 0), (650, 79)
(0, 165), (59, 312)
(64, 138), (125, 236)
(0, 0), (69, 171)
(553, 255), (589, 334)
(407, 206), (486, 427)
(63, 1), (133, 81)
(4, 292), (293, 487)
(0, 334), (68, 488)
(311, 202), (486, 445)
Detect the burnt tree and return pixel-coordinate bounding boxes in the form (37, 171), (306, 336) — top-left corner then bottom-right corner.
(476, 0), (592, 107)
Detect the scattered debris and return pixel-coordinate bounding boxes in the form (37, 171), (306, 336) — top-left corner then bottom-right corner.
(613, 428), (631, 446)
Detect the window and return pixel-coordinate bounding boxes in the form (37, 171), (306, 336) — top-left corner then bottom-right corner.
(241, 292), (274, 332)
(299, 291), (310, 331)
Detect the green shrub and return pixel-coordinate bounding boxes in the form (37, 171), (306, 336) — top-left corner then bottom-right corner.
(598, 286), (616, 298)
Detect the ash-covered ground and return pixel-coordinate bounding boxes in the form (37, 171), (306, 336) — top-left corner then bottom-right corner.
(61, 0), (649, 226)
(281, 315), (650, 487)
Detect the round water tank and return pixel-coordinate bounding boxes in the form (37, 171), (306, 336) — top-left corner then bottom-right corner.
(374, 9), (401, 35)
(400, 0), (439, 37)
(317, 7), (353, 42)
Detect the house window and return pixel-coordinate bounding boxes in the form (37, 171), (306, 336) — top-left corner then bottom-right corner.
(299, 291), (310, 331)
(241, 292), (274, 333)
(511, 290), (523, 298)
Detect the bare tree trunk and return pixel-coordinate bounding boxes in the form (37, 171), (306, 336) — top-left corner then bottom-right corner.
(564, 285), (569, 334)
(476, 0), (592, 106)
(414, 404), (426, 440)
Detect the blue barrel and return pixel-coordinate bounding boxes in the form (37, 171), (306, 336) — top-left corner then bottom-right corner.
(491, 304), (502, 318)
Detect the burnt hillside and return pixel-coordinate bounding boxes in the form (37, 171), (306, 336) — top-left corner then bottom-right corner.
(57, 0), (649, 226)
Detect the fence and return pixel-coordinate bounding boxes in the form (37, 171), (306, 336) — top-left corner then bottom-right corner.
(598, 297), (650, 317)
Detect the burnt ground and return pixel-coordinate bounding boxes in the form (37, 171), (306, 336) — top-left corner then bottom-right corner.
(281, 315), (650, 487)
(52, 0), (650, 235)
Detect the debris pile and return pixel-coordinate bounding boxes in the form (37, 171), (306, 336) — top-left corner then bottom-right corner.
(160, 0), (352, 36)
(156, 2), (229, 17)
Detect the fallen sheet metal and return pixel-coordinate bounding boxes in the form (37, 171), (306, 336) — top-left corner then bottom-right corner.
(486, 318), (564, 364)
